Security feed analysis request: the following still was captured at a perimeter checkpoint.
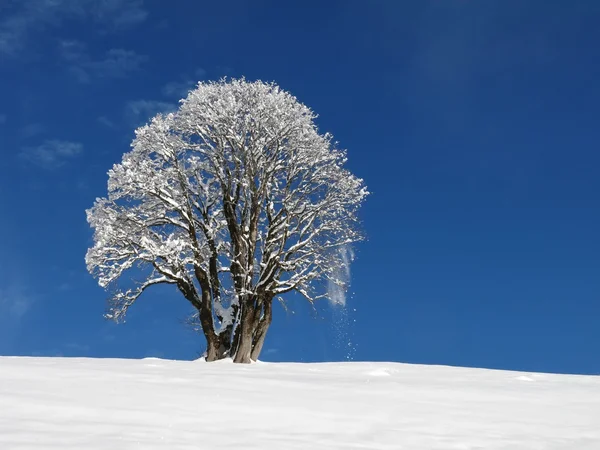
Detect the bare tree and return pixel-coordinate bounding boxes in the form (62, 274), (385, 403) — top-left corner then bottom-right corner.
(86, 79), (368, 363)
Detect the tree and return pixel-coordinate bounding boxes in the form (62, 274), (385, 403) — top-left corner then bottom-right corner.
(86, 79), (368, 363)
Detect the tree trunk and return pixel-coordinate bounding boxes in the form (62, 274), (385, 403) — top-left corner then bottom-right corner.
(198, 288), (221, 362)
(231, 295), (273, 363)
(233, 301), (255, 363)
(217, 328), (232, 359)
(230, 319), (242, 360)
(250, 298), (272, 361)
(204, 332), (220, 362)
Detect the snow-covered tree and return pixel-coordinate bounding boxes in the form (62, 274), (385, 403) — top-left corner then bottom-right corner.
(86, 79), (368, 363)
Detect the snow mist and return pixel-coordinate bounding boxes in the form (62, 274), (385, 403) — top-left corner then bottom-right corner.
(327, 245), (357, 360)
(326, 245), (354, 307)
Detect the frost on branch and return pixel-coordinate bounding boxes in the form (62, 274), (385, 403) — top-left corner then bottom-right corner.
(86, 78), (368, 362)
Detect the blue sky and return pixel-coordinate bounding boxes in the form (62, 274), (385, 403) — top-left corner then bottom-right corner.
(1, 0), (599, 374)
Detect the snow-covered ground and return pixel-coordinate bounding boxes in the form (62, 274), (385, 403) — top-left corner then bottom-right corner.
(1, 357), (599, 449)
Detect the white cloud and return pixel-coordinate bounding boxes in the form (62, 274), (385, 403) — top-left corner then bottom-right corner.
(89, 0), (148, 29)
(97, 116), (116, 128)
(59, 41), (147, 82)
(20, 139), (83, 169)
(0, 0), (147, 56)
(127, 100), (176, 125)
(162, 80), (196, 98)
(57, 282), (73, 292)
(19, 123), (45, 138)
(58, 39), (86, 61)
(0, 285), (33, 319)
(93, 48), (146, 77)
(162, 69), (206, 99)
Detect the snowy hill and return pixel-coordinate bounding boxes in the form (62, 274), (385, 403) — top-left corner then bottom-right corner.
(1, 357), (599, 449)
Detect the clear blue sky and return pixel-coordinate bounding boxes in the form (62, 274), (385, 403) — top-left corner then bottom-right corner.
(1, 1), (599, 375)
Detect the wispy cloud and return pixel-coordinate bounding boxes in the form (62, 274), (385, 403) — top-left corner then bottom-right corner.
(162, 69), (206, 99)
(162, 80), (196, 98)
(59, 40), (146, 82)
(20, 139), (83, 169)
(57, 282), (73, 292)
(19, 123), (45, 138)
(89, 0), (148, 29)
(0, 0), (147, 56)
(0, 285), (33, 319)
(215, 66), (233, 76)
(0, 114), (6, 124)
(127, 100), (176, 125)
(97, 116), (116, 128)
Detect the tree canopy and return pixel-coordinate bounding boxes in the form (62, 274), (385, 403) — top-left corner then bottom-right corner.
(86, 79), (368, 362)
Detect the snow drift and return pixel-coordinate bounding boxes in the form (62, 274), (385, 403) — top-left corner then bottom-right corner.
(1, 357), (599, 449)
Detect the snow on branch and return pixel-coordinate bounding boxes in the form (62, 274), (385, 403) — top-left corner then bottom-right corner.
(87, 78), (368, 327)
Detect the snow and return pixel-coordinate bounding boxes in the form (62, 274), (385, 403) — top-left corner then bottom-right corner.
(87, 79), (367, 331)
(1, 357), (599, 449)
